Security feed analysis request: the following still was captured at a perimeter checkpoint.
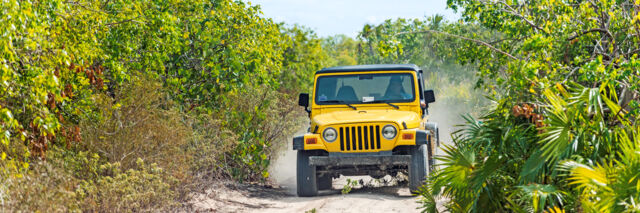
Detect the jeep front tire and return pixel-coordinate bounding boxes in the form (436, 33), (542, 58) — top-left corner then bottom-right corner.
(409, 144), (429, 193)
(297, 150), (318, 197)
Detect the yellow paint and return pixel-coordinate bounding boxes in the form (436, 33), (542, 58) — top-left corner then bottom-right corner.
(395, 129), (418, 146)
(302, 134), (326, 150)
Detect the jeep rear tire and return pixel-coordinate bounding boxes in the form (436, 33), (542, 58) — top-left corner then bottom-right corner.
(409, 144), (428, 193)
(429, 127), (439, 172)
(297, 150), (318, 197)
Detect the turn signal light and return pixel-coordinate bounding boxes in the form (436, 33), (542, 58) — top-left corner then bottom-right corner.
(305, 138), (317, 144)
(402, 133), (414, 140)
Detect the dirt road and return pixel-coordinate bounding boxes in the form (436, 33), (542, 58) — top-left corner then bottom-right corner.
(188, 140), (429, 213)
(188, 176), (424, 213)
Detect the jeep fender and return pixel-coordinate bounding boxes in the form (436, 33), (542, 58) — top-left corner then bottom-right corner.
(424, 122), (439, 147)
(293, 135), (304, 150)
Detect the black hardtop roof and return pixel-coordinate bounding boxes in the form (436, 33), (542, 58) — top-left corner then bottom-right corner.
(316, 64), (421, 74)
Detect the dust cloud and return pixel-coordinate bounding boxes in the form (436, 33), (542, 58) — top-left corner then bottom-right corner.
(428, 93), (488, 162)
(428, 102), (468, 148)
(268, 126), (308, 194)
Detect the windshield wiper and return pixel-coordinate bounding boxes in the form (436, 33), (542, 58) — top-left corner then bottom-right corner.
(372, 100), (399, 109)
(321, 100), (357, 110)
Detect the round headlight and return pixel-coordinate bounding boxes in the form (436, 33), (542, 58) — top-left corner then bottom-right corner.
(323, 127), (337, 142)
(382, 125), (397, 139)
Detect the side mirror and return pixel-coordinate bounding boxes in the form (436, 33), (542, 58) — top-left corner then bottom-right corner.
(298, 93), (309, 107)
(424, 90), (435, 104)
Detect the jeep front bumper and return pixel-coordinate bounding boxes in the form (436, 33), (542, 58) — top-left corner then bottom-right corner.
(308, 155), (411, 166)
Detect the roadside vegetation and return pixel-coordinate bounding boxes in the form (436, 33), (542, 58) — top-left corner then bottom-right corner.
(409, 1), (639, 212)
(2, 0), (638, 212)
(0, 0), (322, 211)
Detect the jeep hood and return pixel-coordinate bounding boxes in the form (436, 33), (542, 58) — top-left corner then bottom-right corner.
(312, 110), (422, 128)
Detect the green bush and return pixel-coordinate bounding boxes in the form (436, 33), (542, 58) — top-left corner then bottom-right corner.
(394, 0), (640, 212)
(189, 86), (305, 183)
(0, 0), (318, 173)
(2, 76), (189, 211)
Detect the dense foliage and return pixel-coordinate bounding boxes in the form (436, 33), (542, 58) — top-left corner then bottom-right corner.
(407, 0), (640, 212)
(0, 0), (325, 210)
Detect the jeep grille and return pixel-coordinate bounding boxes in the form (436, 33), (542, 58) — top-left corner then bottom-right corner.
(338, 125), (381, 151)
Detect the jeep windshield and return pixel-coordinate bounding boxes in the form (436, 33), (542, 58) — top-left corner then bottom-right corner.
(314, 73), (415, 105)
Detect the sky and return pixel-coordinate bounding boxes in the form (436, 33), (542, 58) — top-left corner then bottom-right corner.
(251, 0), (460, 38)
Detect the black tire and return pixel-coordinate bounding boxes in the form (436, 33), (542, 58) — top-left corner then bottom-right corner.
(432, 127), (439, 172)
(297, 150), (318, 197)
(409, 144), (429, 193)
(428, 141), (435, 173)
(317, 175), (332, 190)
(435, 127), (440, 147)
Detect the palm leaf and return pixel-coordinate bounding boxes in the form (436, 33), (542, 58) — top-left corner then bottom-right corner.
(544, 206), (565, 213)
(539, 88), (576, 164)
(432, 144), (477, 209)
(561, 161), (609, 190)
(520, 150), (546, 183)
(516, 184), (564, 212)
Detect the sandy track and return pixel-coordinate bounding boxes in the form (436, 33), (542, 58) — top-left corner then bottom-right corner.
(188, 138), (426, 213)
(187, 177), (424, 213)
(257, 176), (424, 213)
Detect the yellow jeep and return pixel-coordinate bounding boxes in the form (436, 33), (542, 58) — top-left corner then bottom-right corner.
(294, 64), (439, 196)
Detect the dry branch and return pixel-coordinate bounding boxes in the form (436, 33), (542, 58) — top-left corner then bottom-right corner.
(396, 30), (520, 60)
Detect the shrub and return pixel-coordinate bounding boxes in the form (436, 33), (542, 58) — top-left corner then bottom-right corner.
(76, 159), (177, 212)
(0, 154), (80, 212)
(189, 86), (305, 183)
(79, 75), (192, 182)
(186, 115), (238, 183)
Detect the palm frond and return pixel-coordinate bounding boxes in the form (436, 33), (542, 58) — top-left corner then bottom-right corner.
(516, 183), (564, 212)
(519, 150), (546, 183)
(418, 176), (441, 213)
(561, 161), (609, 190)
(560, 160), (616, 212)
(539, 88), (576, 164)
(544, 206), (565, 213)
(433, 144), (476, 204)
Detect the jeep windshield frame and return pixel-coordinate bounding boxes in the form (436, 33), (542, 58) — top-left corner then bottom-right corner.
(314, 73), (416, 106)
